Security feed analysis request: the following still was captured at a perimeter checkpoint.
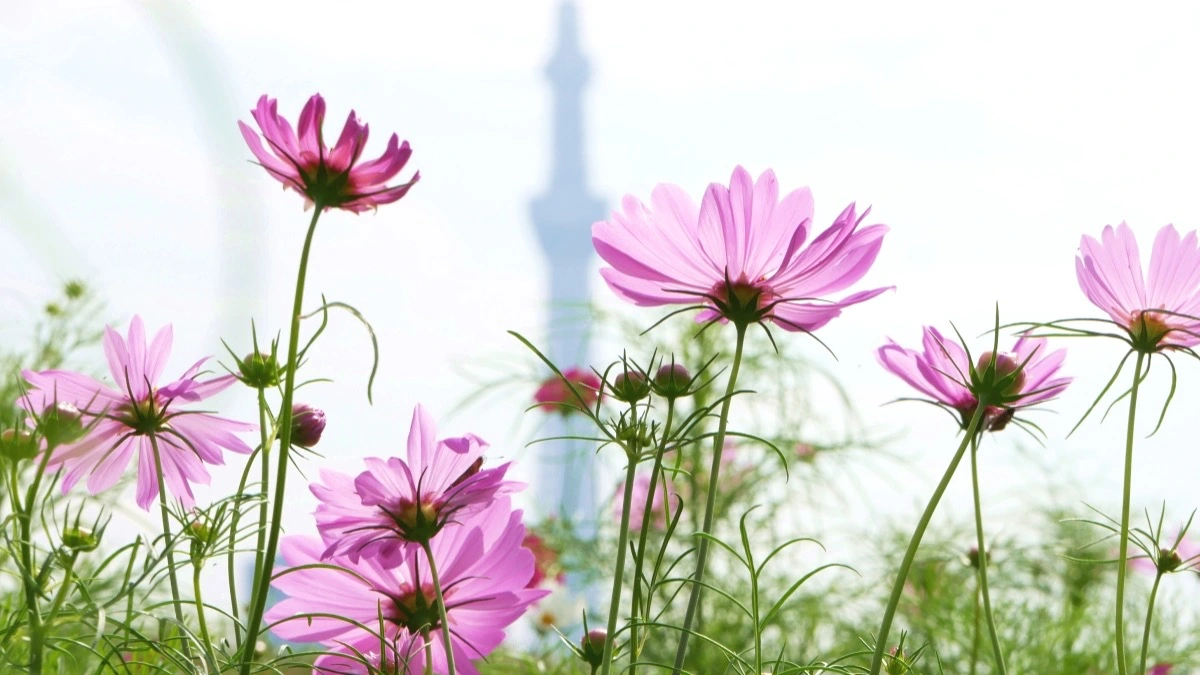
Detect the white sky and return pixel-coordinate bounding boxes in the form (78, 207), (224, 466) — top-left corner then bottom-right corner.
(4, 0), (1200, 585)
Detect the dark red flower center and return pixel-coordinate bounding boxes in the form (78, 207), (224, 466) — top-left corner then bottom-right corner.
(384, 583), (442, 633)
(709, 278), (775, 326)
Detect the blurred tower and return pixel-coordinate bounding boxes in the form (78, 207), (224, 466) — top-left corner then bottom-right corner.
(530, 1), (605, 551)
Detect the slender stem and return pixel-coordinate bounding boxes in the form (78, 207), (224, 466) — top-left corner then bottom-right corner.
(1115, 350), (1146, 675)
(19, 447), (57, 675)
(600, 457), (641, 675)
(629, 400), (675, 674)
(149, 435), (190, 660)
(970, 578), (980, 675)
(251, 388), (273, 592)
(420, 540), (456, 675)
(193, 560), (219, 671)
(240, 205), (323, 672)
(1139, 571), (1163, 675)
(423, 629), (435, 675)
(671, 323), (748, 674)
(868, 399), (989, 675)
(46, 552), (79, 619)
(969, 434), (1006, 674)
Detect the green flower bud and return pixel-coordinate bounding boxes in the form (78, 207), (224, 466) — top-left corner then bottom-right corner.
(0, 428), (39, 461)
(61, 526), (100, 553)
(609, 371), (650, 403)
(238, 351), (281, 389)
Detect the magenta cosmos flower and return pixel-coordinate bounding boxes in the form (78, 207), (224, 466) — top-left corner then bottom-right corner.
(267, 500), (547, 674)
(877, 326), (1071, 431)
(21, 316), (253, 509)
(313, 405), (519, 567)
(239, 93), (419, 212)
(533, 367), (602, 415)
(593, 165), (889, 332)
(1077, 222), (1200, 352)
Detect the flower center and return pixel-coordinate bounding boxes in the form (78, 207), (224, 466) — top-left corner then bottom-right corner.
(385, 583), (442, 633)
(384, 497), (442, 543)
(117, 394), (168, 435)
(709, 278), (774, 326)
(1129, 309), (1171, 352)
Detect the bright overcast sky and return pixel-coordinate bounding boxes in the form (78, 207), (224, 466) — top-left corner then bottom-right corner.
(4, 1), (1200, 559)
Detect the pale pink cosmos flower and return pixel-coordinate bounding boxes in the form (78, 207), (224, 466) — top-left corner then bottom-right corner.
(593, 165), (889, 332)
(267, 500), (547, 674)
(239, 93), (419, 212)
(313, 405), (520, 567)
(21, 316), (253, 509)
(1077, 223), (1200, 351)
(877, 326), (1071, 430)
(533, 367), (602, 415)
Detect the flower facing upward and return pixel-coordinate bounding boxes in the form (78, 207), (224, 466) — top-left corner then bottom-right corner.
(313, 405), (519, 567)
(21, 316), (254, 509)
(239, 93), (419, 212)
(593, 165), (890, 332)
(267, 501), (547, 675)
(1076, 223), (1200, 352)
(533, 367), (602, 415)
(877, 326), (1071, 430)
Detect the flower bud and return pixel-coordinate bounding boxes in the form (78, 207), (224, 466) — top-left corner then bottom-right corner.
(966, 545), (991, 569)
(1158, 547), (1183, 573)
(652, 363), (692, 398)
(534, 367), (602, 415)
(609, 370), (650, 403)
(974, 351), (1025, 396)
(40, 402), (84, 448)
(239, 351), (281, 389)
(0, 428), (39, 461)
(885, 646), (910, 674)
(580, 628), (607, 668)
(61, 526), (100, 553)
(291, 404), (326, 448)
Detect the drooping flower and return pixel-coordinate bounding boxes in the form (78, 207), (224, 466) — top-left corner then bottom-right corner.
(593, 165), (889, 332)
(267, 500), (547, 675)
(877, 326), (1071, 431)
(239, 93), (419, 212)
(533, 367), (602, 415)
(1076, 223), (1200, 352)
(614, 473), (678, 532)
(21, 316), (253, 509)
(313, 405), (519, 566)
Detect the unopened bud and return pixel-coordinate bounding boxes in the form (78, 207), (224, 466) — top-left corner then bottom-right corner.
(239, 351), (281, 389)
(610, 371), (650, 403)
(61, 526), (100, 552)
(652, 363), (692, 398)
(1158, 547), (1183, 573)
(41, 402), (84, 448)
(291, 404), (326, 448)
(0, 428), (39, 461)
(580, 629), (607, 667)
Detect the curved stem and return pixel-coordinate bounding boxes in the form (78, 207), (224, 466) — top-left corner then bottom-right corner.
(240, 205), (323, 672)
(600, 457), (640, 675)
(629, 400), (675, 674)
(1139, 570), (1163, 675)
(420, 540), (456, 675)
(970, 434), (1006, 674)
(671, 323), (748, 674)
(1115, 350), (1146, 675)
(868, 399), (989, 675)
(149, 435), (191, 661)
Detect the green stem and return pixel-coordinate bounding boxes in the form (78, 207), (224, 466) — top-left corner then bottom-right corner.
(1139, 571), (1163, 675)
(46, 552), (78, 619)
(19, 447), (57, 675)
(600, 457), (641, 675)
(240, 205), (323, 672)
(970, 434), (1006, 674)
(970, 578), (980, 675)
(149, 435), (191, 661)
(420, 540), (456, 675)
(1115, 350), (1146, 675)
(868, 399), (989, 675)
(193, 559), (219, 671)
(629, 400), (675, 674)
(671, 323), (748, 674)
(423, 629), (435, 675)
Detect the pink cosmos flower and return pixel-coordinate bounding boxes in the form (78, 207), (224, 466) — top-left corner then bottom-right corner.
(522, 531), (565, 589)
(593, 165), (889, 331)
(239, 93), (419, 212)
(533, 367), (602, 415)
(1148, 664), (1173, 675)
(877, 326), (1071, 430)
(1077, 223), (1200, 351)
(614, 473), (678, 532)
(313, 405), (519, 567)
(21, 316), (253, 509)
(267, 500), (547, 674)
